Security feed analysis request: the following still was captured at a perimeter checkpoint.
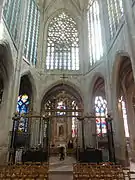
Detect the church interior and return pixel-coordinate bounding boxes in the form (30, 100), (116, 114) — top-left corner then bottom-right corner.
(0, 0), (135, 179)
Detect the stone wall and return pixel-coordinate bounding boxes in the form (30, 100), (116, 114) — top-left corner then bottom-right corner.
(0, 0), (135, 165)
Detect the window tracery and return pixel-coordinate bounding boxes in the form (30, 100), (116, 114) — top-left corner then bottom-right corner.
(46, 12), (79, 70)
(17, 94), (29, 132)
(43, 91), (82, 138)
(23, 0), (40, 65)
(95, 96), (107, 136)
(107, 0), (124, 39)
(87, 0), (103, 65)
(3, 0), (22, 45)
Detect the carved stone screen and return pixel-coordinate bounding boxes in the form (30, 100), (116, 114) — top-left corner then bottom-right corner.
(46, 12), (79, 70)
(42, 86), (83, 147)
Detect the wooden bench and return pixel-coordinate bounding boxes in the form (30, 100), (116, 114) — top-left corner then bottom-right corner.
(73, 163), (126, 180)
(0, 163), (49, 179)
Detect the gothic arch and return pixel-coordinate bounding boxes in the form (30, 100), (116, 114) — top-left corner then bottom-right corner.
(20, 71), (37, 104)
(0, 40), (13, 105)
(40, 80), (84, 106)
(112, 52), (133, 101)
(19, 74), (35, 111)
(91, 76), (106, 112)
(42, 8), (82, 70)
(45, 8), (81, 27)
(112, 53), (134, 164)
(89, 73), (105, 96)
(41, 82), (84, 146)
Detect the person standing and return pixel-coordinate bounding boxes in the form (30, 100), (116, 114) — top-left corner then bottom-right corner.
(59, 146), (65, 161)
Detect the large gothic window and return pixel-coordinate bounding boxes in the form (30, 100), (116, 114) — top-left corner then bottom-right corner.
(107, 0), (124, 39)
(17, 94), (29, 132)
(3, 0), (22, 45)
(46, 12), (79, 70)
(95, 96), (107, 136)
(23, 0), (40, 65)
(87, 0), (103, 66)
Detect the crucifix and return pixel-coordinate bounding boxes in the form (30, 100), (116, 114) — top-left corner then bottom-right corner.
(60, 74), (68, 80)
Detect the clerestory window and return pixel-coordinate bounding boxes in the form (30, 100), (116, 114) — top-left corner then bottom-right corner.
(46, 12), (79, 70)
(107, 0), (124, 39)
(87, 0), (103, 66)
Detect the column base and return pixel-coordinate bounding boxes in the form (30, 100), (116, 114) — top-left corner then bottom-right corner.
(0, 146), (8, 165)
(116, 158), (130, 167)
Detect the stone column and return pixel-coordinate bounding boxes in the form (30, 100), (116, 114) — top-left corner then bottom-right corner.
(37, 5), (45, 70)
(80, 10), (89, 74)
(9, 0), (29, 127)
(114, 101), (127, 165)
(122, 0), (135, 79)
(84, 118), (96, 148)
(30, 96), (41, 147)
(126, 93), (135, 162)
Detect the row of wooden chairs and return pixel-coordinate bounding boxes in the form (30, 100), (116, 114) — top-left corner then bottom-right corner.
(0, 163), (49, 179)
(73, 163), (135, 180)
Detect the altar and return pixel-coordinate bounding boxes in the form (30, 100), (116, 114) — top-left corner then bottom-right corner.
(50, 116), (72, 148)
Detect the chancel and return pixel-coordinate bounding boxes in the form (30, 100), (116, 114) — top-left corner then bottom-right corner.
(0, 0), (135, 179)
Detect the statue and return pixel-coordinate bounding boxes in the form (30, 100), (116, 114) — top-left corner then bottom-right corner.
(59, 125), (64, 136)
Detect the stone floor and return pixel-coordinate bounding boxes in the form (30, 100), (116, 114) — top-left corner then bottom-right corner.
(49, 156), (75, 180)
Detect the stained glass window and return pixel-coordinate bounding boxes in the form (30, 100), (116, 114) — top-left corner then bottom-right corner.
(57, 101), (66, 116)
(17, 94), (29, 132)
(95, 96), (107, 136)
(3, 0), (22, 45)
(119, 96), (129, 137)
(46, 12), (79, 70)
(23, 0), (40, 65)
(107, 0), (124, 39)
(87, 0), (103, 66)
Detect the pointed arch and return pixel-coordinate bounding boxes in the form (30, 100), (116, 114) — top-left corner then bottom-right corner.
(90, 74), (107, 138)
(20, 70), (37, 103)
(0, 40), (14, 105)
(41, 82), (84, 144)
(45, 9), (80, 70)
(41, 80), (83, 107)
(111, 52), (134, 163)
(88, 72), (105, 100)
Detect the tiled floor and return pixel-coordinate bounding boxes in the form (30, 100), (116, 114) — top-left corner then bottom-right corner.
(49, 156), (76, 172)
(49, 156), (75, 180)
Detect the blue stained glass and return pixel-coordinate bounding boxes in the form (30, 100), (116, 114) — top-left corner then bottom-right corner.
(26, 101), (29, 105)
(18, 100), (23, 106)
(16, 94), (29, 132)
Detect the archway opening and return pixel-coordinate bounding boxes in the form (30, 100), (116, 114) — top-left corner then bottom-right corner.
(92, 77), (109, 161)
(117, 56), (134, 162)
(15, 75), (33, 148)
(41, 84), (83, 154)
(0, 42), (13, 115)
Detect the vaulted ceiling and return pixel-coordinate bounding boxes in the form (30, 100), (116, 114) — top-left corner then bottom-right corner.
(36, 0), (90, 10)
